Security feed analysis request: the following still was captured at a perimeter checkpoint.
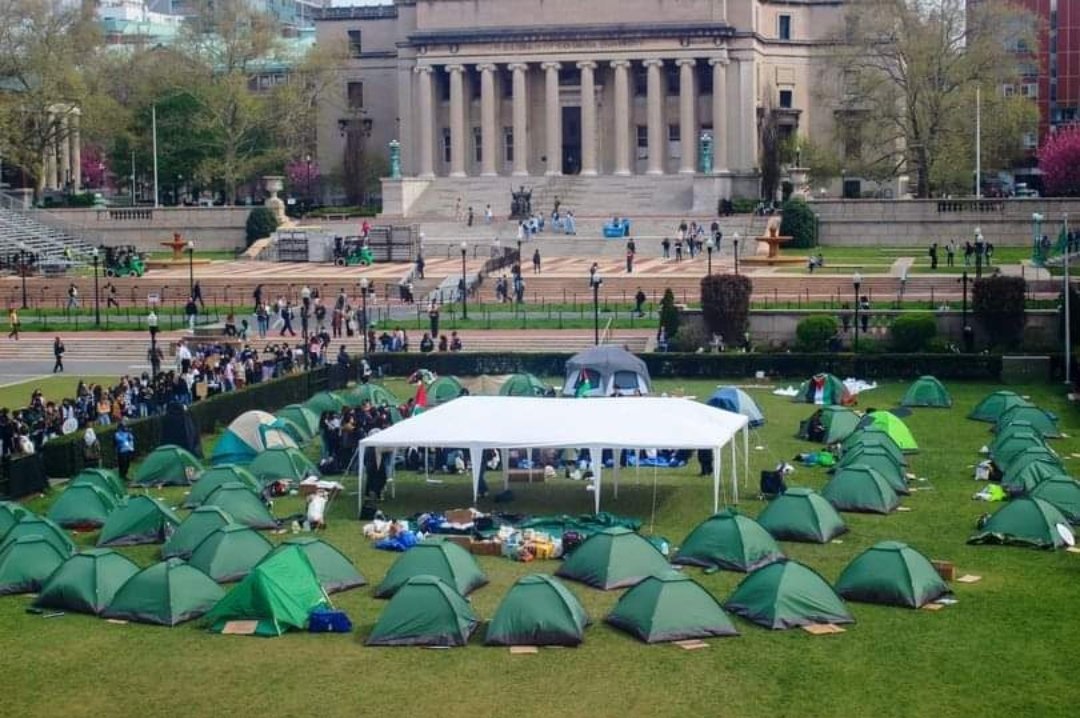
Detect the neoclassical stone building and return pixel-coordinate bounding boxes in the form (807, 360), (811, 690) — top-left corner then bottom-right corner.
(315, 0), (844, 215)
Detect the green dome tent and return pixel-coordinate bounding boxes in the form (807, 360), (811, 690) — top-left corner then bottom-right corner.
(69, 469), (125, 500)
(162, 506), (235, 559)
(867, 411), (918, 452)
(673, 509), (784, 572)
(556, 527), (672, 590)
(723, 559), (854, 630)
(33, 549), (140, 615)
(1002, 460), (1067, 496)
(374, 540), (488, 598)
(367, 575), (479, 647)
(1030, 476), (1080, 524)
(968, 391), (1032, 423)
(994, 419), (1052, 444)
(211, 410), (298, 466)
(900, 376), (953, 408)
(0, 501), (32, 536)
(131, 445), (203, 487)
(102, 559), (224, 626)
(793, 373), (853, 405)
(205, 545), (331, 637)
(247, 447), (320, 485)
(798, 406), (861, 444)
(201, 483), (277, 530)
(968, 497), (1073, 549)
(994, 405), (1061, 439)
(427, 376), (467, 406)
(182, 465), (260, 509)
(1, 516), (75, 556)
(97, 496), (181, 547)
(275, 404), (320, 441)
(834, 448), (907, 494)
(269, 417), (308, 445)
(1001, 444), (1063, 477)
(841, 428), (906, 466)
(835, 541), (950, 608)
(344, 384), (400, 408)
(47, 483), (118, 529)
(989, 431), (1045, 467)
(485, 574), (590, 646)
(606, 573), (739, 643)
(188, 525), (274, 582)
(756, 488), (848, 544)
(262, 537), (366, 593)
(499, 373), (550, 397)
(0, 535), (68, 595)
(822, 466), (901, 514)
(303, 391), (349, 416)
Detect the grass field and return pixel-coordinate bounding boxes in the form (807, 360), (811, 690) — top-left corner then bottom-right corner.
(5, 378), (1080, 718)
(0, 376), (114, 409)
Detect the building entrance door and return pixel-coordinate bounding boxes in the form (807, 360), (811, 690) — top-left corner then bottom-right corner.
(561, 106), (582, 175)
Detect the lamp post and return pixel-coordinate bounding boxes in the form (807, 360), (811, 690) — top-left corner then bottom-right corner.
(959, 269), (971, 352)
(852, 271), (862, 351)
(305, 153), (312, 207)
(590, 270), (603, 345)
(185, 239), (195, 298)
(1065, 213), (1072, 385)
(974, 226), (984, 279)
(1032, 212), (1044, 266)
(14, 250), (33, 309)
(706, 238), (714, 275)
(91, 248), (101, 327)
(460, 241), (468, 320)
(733, 232), (740, 275)
(360, 278), (369, 356)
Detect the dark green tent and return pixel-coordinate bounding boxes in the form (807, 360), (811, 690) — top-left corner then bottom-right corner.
(374, 540), (488, 598)
(344, 384), (400, 408)
(841, 428), (906, 466)
(994, 405), (1061, 438)
(723, 559), (854, 630)
(34, 549), (140, 615)
(247, 447), (320, 485)
(0, 535), (68, 595)
(367, 575), (479, 647)
(485, 574), (589, 646)
(1002, 462), (1069, 496)
(994, 419), (1051, 442)
(900, 376), (953, 408)
(201, 483), (277, 530)
(131, 445), (204, 487)
(835, 449), (908, 495)
(798, 406), (861, 444)
(275, 404), (321, 441)
(97, 496), (181, 547)
(835, 541), (950, 608)
(822, 466), (900, 514)
(968, 497), (1073, 549)
(673, 509), (784, 572)
(556, 527), (671, 590)
(182, 466), (261, 509)
(428, 376), (467, 406)
(0, 501), (32, 536)
(303, 391), (348, 415)
(162, 506), (235, 559)
(1030, 476), (1080, 524)
(989, 431), (1045, 467)
(756, 488), (848, 544)
(968, 391), (1032, 422)
(188, 525), (274, 582)
(47, 483), (118, 529)
(1, 516), (75, 556)
(69, 469), (125, 500)
(499, 373), (550, 397)
(205, 545), (331, 636)
(606, 573), (739, 643)
(262, 537), (366, 593)
(102, 559), (225, 626)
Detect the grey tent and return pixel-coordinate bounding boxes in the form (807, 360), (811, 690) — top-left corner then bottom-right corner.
(563, 346), (651, 397)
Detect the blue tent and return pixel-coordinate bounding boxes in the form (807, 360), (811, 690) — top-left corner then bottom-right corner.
(707, 387), (765, 428)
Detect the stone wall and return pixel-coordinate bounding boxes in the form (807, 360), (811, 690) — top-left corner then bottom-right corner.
(43, 207), (250, 251)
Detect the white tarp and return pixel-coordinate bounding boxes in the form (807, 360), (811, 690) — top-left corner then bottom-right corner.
(357, 396), (749, 514)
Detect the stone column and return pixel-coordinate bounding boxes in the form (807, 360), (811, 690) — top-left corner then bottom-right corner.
(448, 64), (466, 177)
(710, 53), (729, 173)
(577, 61), (598, 176)
(44, 108), (57, 190)
(58, 112), (70, 189)
(542, 61), (562, 176)
(69, 108), (82, 189)
(415, 66), (435, 178)
(644, 58), (664, 175)
(611, 60), (631, 176)
(677, 59), (696, 174)
(396, 62), (414, 177)
(479, 63), (498, 176)
(509, 63), (529, 176)
(738, 57), (756, 173)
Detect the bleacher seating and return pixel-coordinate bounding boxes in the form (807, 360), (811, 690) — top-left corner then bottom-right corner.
(0, 206), (95, 264)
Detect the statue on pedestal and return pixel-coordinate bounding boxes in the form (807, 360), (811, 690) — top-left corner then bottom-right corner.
(510, 185), (532, 219)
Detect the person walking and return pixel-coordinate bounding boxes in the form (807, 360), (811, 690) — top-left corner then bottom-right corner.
(280, 301), (296, 337)
(929, 242), (938, 270)
(532, 248), (541, 274)
(415, 252), (425, 280)
(661, 237), (671, 259)
(467, 206), (474, 227)
(192, 281), (205, 309)
(428, 299), (440, 338)
(52, 336), (65, 373)
(104, 283), (120, 309)
(66, 283), (79, 311)
(674, 236), (683, 262)
(185, 295), (198, 333)
(253, 283), (264, 313)
(946, 240), (955, 268)
(634, 288), (646, 317)
(484, 204), (493, 224)
(626, 245), (635, 273)
(7, 307), (18, 340)
(147, 308), (158, 344)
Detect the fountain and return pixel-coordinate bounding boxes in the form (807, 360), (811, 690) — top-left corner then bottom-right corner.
(740, 216), (808, 267)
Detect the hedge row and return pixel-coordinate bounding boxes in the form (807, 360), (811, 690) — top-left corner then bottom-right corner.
(42, 366), (347, 479)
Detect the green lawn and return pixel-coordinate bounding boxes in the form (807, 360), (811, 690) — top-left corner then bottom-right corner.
(5, 378), (1080, 717)
(0, 376), (114, 410)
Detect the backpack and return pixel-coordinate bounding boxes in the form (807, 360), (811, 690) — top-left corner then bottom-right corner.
(759, 469), (787, 499)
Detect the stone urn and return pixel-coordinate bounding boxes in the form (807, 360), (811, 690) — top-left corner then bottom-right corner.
(263, 175), (288, 227)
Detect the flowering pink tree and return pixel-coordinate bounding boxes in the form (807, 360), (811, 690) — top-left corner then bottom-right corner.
(80, 146), (109, 189)
(285, 157), (321, 197)
(1039, 127), (1080, 197)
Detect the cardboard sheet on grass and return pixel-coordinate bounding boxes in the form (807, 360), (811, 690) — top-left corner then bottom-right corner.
(358, 397), (750, 513)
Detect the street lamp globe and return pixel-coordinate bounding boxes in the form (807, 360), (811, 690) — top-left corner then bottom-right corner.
(706, 238), (715, 252)
(460, 241), (467, 254)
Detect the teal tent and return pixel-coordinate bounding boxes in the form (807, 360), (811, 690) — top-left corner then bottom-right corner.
(211, 410), (298, 466)
(821, 466), (901, 514)
(1, 516), (75, 556)
(994, 405), (1061, 439)
(1030, 476), (1080, 524)
(499, 373), (551, 397)
(262, 537), (366, 593)
(131, 445), (203, 487)
(900, 376), (952, 408)
(275, 404), (320, 441)
(47, 483), (118, 529)
(673, 509), (784, 572)
(798, 406), (860, 444)
(162, 506), (235, 559)
(793, 374), (853, 405)
(97, 496), (181, 547)
(969, 391), (1032, 423)
(303, 391), (348, 416)
(0, 501), (32, 537)
(247, 447), (320, 485)
(69, 469), (125, 500)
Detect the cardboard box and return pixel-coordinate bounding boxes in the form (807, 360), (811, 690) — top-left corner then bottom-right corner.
(444, 508), (474, 525)
(443, 535), (472, 549)
(469, 539), (502, 556)
(932, 560), (956, 582)
(508, 469), (546, 483)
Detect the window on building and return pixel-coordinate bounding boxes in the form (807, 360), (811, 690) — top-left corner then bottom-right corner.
(636, 125), (648, 159)
(1022, 131), (1038, 149)
(779, 89), (793, 109)
(1022, 83), (1039, 98)
(698, 63), (714, 95)
(470, 70), (481, 100)
(473, 126), (482, 163)
(347, 30), (362, 57)
(1002, 84), (1015, 97)
(439, 72), (450, 102)
(504, 127), (514, 163)
(502, 72), (513, 98)
(666, 63), (679, 96)
(633, 65), (648, 97)
(442, 128), (451, 164)
(668, 124), (680, 142)
(668, 124), (681, 159)
(559, 67), (580, 86)
(778, 14), (792, 40)
(347, 82), (364, 109)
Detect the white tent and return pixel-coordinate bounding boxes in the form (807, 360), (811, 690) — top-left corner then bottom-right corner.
(357, 396), (750, 514)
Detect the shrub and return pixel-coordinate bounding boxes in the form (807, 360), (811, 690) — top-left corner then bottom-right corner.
(890, 313), (938, 352)
(796, 315), (839, 352)
(245, 207), (279, 247)
(973, 275), (1027, 348)
(701, 274), (753, 345)
(779, 197), (817, 249)
(672, 316), (709, 352)
(659, 288), (680, 340)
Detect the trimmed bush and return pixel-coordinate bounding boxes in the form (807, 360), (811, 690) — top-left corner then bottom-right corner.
(701, 274), (753, 345)
(973, 275), (1027, 349)
(659, 288), (680, 341)
(672, 316), (709, 352)
(796, 315), (839, 352)
(779, 197), (817, 249)
(890, 313), (937, 352)
(245, 207), (279, 247)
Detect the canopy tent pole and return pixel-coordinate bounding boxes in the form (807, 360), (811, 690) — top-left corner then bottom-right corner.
(613, 458), (620, 500)
(649, 457), (659, 534)
(387, 449), (398, 499)
(743, 426), (749, 489)
(469, 446), (483, 505)
(731, 438), (738, 503)
(424, 446), (429, 482)
(357, 458), (366, 515)
(501, 448), (510, 492)
(591, 445), (602, 514)
(712, 444), (722, 513)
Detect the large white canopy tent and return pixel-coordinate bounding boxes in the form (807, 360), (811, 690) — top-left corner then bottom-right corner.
(357, 396), (750, 514)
